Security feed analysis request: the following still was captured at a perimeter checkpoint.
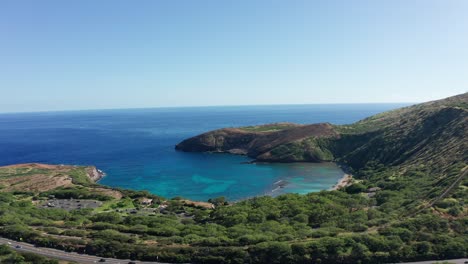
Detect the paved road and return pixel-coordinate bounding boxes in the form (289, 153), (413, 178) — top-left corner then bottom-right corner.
(2, 236), (465, 264)
(391, 259), (467, 264)
(0, 237), (165, 264)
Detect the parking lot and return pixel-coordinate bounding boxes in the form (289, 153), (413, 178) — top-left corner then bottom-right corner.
(39, 198), (102, 210)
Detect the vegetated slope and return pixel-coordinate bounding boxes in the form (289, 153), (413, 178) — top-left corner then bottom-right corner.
(176, 92), (468, 219)
(333, 92), (467, 172)
(0, 94), (466, 264)
(329, 93), (467, 220)
(174, 93), (468, 263)
(176, 92), (468, 172)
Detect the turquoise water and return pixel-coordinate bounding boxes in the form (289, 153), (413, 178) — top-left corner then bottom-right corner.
(0, 104), (409, 201)
(266, 163), (344, 195)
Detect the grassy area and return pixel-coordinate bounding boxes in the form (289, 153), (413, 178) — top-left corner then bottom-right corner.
(0, 94), (466, 263)
(267, 137), (334, 162)
(240, 123), (298, 132)
(0, 167), (51, 179)
(67, 167), (94, 185)
(0, 165), (94, 186)
(95, 197), (136, 212)
(0, 161), (465, 263)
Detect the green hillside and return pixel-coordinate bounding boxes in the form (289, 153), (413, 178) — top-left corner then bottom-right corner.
(0, 93), (466, 263)
(333, 92), (467, 171)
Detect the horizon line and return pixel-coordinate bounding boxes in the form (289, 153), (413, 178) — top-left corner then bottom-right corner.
(0, 101), (416, 115)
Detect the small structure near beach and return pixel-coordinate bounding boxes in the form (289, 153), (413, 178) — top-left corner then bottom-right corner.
(140, 197), (153, 206)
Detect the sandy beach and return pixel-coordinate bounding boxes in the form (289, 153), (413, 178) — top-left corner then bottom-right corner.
(331, 173), (352, 190)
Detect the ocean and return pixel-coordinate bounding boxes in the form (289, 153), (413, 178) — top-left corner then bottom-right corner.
(0, 103), (409, 201)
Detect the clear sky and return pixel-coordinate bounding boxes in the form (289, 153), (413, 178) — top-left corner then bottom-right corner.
(0, 0), (467, 112)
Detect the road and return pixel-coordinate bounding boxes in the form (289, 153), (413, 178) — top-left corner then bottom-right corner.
(392, 259), (468, 264)
(2, 236), (466, 264)
(0, 237), (165, 264)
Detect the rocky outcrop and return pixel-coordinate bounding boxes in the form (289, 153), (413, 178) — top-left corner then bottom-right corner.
(86, 166), (106, 182)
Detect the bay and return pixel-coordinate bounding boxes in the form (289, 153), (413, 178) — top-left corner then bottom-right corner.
(0, 103), (409, 201)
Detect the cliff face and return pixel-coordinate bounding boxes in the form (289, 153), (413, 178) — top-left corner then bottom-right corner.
(85, 166), (105, 182)
(176, 93), (468, 171)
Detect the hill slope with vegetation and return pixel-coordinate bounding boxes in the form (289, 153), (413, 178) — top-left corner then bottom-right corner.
(333, 92), (467, 171)
(0, 93), (466, 263)
(176, 93), (467, 170)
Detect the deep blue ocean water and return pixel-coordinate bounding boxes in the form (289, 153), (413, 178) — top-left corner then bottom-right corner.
(0, 104), (409, 201)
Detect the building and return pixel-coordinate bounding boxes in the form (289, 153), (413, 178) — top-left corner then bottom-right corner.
(140, 198), (153, 205)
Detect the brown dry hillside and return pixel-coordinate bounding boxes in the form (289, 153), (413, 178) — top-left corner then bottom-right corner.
(0, 163), (110, 193)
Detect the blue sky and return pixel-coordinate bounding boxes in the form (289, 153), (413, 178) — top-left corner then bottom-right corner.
(0, 0), (467, 112)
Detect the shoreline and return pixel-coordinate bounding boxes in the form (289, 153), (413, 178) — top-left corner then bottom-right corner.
(231, 174), (351, 203)
(231, 169), (350, 203)
(4, 162), (351, 203)
(331, 173), (352, 190)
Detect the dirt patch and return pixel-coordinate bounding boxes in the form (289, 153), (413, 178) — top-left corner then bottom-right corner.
(181, 200), (214, 209)
(1, 163), (73, 170)
(331, 174), (352, 190)
(143, 240), (158, 245)
(2, 174), (74, 192)
(91, 187), (123, 199)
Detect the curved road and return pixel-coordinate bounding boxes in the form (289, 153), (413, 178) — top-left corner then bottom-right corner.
(394, 259), (467, 264)
(1, 236), (466, 264)
(0, 237), (166, 264)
